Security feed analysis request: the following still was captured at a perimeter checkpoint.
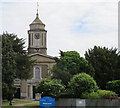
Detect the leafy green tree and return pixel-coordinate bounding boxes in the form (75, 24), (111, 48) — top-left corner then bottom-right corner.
(2, 33), (34, 102)
(106, 80), (120, 96)
(35, 78), (65, 98)
(2, 34), (16, 102)
(81, 90), (117, 99)
(52, 50), (94, 86)
(85, 46), (120, 89)
(6, 33), (34, 80)
(68, 73), (98, 98)
(97, 90), (117, 99)
(16, 54), (33, 80)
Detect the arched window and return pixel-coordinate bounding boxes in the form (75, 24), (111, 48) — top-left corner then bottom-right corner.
(35, 67), (41, 79)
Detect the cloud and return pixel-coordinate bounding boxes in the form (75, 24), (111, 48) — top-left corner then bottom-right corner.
(1, 0), (119, 3)
(1, 1), (118, 57)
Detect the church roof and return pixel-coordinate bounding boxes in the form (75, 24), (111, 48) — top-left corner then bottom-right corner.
(28, 52), (56, 63)
(31, 13), (44, 25)
(28, 52), (55, 59)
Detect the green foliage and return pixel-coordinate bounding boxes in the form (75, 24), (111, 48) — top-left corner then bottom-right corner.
(2, 32), (34, 100)
(7, 33), (34, 79)
(51, 65), (72, 86)
(35, 78), (65, 98)
(81, 90), (117, 99)
(106, 80), (120, 96)
(85, 46), (120, 89)
(7, 85), (16, 101)
(52, 50), (95, 86)
(97, 90), (117, 99)
(58, 88), (74, 98)
(2, 33), (16, 100)
(81, 92), (101, 99)
(2, 83), (9, 99)
(59, 92), (73, 98)
(16, 54), (34, 80)
(68, 73), (98, 98)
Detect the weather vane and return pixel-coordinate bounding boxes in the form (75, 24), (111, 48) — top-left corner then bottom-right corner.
(36, 1), (39, 17)
(37, 1), (39, 14)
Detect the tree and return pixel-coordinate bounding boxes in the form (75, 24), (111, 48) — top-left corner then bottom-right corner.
(81, 90), (117, 99)
(2, 33), (34, 102)
(15, 54), (33, 80)
(68, 73), (98, 98)
(52, 50), (94, 86)
(85, 46), (120, 89)
(2, 33), (16, 102)
(106, 80), (120, 96)
(5, 33), (34, 80)
(35, 78), (65, 98)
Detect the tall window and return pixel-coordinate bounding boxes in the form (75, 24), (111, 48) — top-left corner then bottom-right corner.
(35, 67), (41, 79)
(32, 33), (33, 45)
(42, 33), (43, 46)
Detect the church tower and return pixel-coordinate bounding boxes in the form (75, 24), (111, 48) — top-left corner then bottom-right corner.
(28, 10), (47, 55)
(14, 3), (56, 99)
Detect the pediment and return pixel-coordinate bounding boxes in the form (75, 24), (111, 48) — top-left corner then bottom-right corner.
(29, 53), (56, 63)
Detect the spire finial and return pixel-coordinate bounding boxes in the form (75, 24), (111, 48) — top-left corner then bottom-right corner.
(36, 1), (39, 17)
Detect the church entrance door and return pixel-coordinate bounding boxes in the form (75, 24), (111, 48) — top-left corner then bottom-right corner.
(14, 88), (20, 98)
(33, 86), (35, 99)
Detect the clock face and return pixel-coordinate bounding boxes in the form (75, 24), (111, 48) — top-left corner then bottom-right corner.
(35, 33), (40, 39)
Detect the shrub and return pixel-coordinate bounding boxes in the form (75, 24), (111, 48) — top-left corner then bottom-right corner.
(59, 92), (73, 98)
(97, 90), (117, 99)
(81, 92), (101, 99)
(35, 78), (65, 98)
(106, 80), (120, 96)
(81, 90), (117, 99)
(68, 73), (98, 98)
(58, 88), (75, 98)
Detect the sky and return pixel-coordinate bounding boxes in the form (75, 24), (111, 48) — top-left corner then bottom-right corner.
(0, 0), (119, 57)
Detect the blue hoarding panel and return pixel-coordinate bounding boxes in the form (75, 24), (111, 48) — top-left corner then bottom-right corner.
(39, 96), (55, 106)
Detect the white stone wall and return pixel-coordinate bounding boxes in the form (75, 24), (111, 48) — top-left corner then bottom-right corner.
(30, 24), (45, 30)
(28, 31), (46, 48)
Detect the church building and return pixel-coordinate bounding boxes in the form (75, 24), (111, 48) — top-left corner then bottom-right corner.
(14, 10), (56, 99)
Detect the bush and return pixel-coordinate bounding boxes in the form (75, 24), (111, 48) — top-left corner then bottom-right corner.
(58, 88), (75, 98)
(52, 50), (95, 86)
(81, 90), (117, 99)
(81, 92), (101, 99)
(97, 90), (117, 99)
(106, 80), (120, 96)
(35, 78), (65, 98)
(68, 73), (98, 98)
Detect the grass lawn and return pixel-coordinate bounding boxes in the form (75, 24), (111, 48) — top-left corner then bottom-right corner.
(2, 100), (32, 106)
(24, 102), (39, 107)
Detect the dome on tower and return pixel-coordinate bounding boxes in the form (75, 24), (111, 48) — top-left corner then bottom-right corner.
(29, 12), (45, 30)
(31, 13), (44, 25)
(31, 12), (45, 25)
